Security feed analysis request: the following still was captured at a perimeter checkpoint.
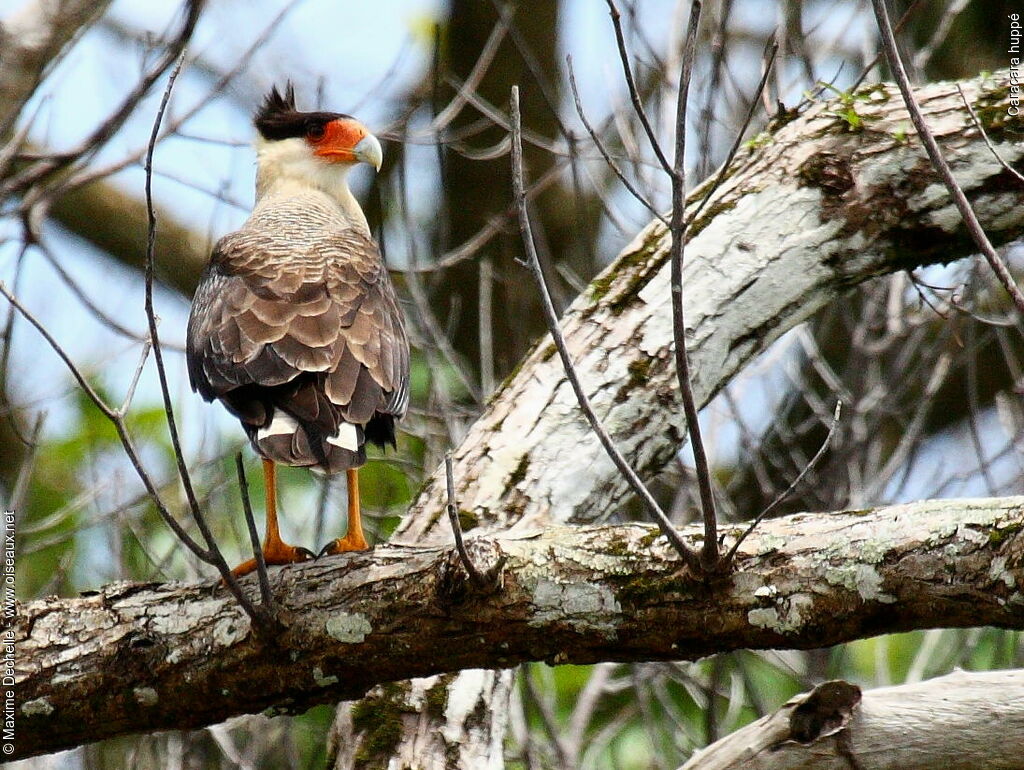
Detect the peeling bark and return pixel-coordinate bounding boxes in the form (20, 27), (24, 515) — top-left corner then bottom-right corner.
(681, 669), (1024, 770)
(12, 496), (1024, 759)
(327, 671), (512, 770)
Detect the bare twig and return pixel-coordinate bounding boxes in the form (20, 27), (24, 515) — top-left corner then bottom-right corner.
(846, 0), (925, 95)
(479, 256), (496, 396)
(510, 85), (700, 573)
(35, 240), (163, 347)
(142, 53), (263, 619)
(429, 2), (514, 133)
(605, 0), (674, 177)
(394, 137), (483, 405)
(871, 0), (1024, 318)
(116, 340), (152, 414)
(143, 54), (207, 525)
(696, 0), (736, 180)
(0, 242), (31, 446)
(956, 83), (1024, 186)
(690, 40), (778, 224)
(235, 454), (273, 610)
(8, 413), (45, 513)
(0, 280), (210, 561)
(3, 0), (203, 198)
(726, 401), (842, 563)
(911, 0), (970, 73)
(444, 452), (487, 588)
(668, 1), (720, 572)
(566, 55), (666, 225)
(55, 0), (304, 197)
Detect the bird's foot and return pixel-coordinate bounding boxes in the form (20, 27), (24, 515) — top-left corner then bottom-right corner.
(318, 531), (370, 557)
(230, 542), (315, 578)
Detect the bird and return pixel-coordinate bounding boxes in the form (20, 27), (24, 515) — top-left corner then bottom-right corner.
(185, 84), (409, 576)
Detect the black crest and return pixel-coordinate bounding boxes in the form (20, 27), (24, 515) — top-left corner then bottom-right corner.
(254, 83), (350, 141)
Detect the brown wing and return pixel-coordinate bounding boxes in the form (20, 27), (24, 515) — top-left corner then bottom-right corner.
(186, 227), (408, 467)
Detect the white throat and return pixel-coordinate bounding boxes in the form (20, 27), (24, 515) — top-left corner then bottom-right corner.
(253, 136), (368, 232)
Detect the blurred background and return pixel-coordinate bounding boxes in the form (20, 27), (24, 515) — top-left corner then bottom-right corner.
(1, 0), (1021, 767)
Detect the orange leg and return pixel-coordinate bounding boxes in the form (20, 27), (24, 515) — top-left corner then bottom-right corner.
(232, 459), (314, 577)
(319, 468), (370, 556)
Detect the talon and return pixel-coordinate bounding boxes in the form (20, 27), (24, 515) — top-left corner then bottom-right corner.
(229, 543), (315, 579)
(319, 467), (371, 558)
(318, 533), (370, 558)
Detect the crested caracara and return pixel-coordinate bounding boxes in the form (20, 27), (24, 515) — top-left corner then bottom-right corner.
(186, 84), (408, 575)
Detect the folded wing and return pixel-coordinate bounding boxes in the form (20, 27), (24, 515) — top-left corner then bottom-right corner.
(186, 227), (408, 471)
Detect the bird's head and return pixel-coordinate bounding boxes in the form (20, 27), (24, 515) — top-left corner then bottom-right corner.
(253, 84), (382, 194)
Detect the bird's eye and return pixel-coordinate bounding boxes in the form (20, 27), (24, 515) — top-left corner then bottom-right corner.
(307, 123), (326, 141)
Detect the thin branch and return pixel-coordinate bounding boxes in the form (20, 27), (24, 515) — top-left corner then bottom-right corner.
(429, 2), (515, 132)
(605, 0), (675, 177)
(445, 451), (487, 587)
(668, 0), (720, 571)
(509, 85), (700, 573)
(142, 52), (262, 619)
(870, 0), (1024, 318)
(0, 280), (210, 560)
(3, 0), (202, 198)
(690, 39), (778, 224)
(235, 454), (273, 610)
(35, 239), (162, 347)
(566, 54), (666, 225)
(55, 0), (304, 196)
(726, 401), (842, 563)
(7, 413), (45, 513)
(116, 339), (152, 414)
(956, 83), (1024, 186)
(696, 0), (736, 180)
(479, 256), (496, 396)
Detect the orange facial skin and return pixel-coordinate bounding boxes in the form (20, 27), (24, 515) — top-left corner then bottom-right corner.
(309, 118), (369, 162)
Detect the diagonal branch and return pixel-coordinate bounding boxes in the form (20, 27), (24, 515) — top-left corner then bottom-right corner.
(0, 0), (114, 134)
(682, 669), (1024, 770)
(870, 0), (1024, 318)
(395, 66), (1024, 546)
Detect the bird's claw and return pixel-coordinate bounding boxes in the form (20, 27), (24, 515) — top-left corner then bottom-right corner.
(318, 534), (370, 558)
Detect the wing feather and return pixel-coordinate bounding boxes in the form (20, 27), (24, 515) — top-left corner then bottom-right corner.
(186, 226), (408, 427)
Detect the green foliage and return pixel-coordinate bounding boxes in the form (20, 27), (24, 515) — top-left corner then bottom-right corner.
(810, 82), (888, 133)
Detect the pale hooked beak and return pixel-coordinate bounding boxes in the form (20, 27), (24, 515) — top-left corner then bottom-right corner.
(353, 134), (383, 172)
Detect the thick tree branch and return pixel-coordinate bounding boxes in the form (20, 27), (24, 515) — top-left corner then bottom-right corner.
(395, 67), (1024, 543)
(681, 669), (1024, 770)
(13, 496), (1024, 759)
(48, 178), (210, 296)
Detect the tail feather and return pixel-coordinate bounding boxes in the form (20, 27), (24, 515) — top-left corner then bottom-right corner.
(221, 372), (394, 473)
(250, 411), (366, 471)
